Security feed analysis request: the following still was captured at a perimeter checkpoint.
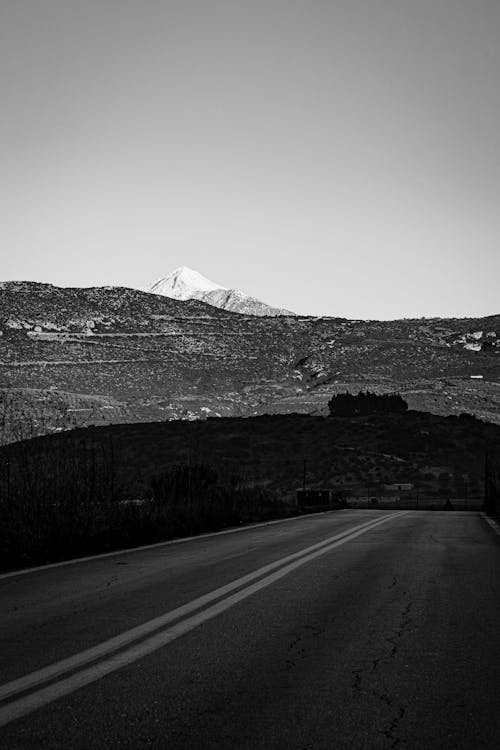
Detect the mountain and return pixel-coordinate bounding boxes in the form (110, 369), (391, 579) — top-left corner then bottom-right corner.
(1, 281), (499, 444)
(148, 267), (222, 299)
(147, 266), (295, 317)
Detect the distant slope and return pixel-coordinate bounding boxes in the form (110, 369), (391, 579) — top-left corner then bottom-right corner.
(0, 279), (229, 326)
(2, 410), (496, 507)
(1, 281), (500, 443)
(147, 266), (295, 317)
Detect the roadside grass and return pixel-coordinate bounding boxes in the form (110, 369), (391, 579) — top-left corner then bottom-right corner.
(0, 456), (294, 571)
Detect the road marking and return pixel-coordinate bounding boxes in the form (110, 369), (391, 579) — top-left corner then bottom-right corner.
(480, 512), (500, 536)
(0, 512), (399, 701)
(0, 508), (347, 581)
(0, 512), (405, 727)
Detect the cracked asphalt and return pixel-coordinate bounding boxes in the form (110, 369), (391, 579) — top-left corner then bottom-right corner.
(1, 510), (499, 749)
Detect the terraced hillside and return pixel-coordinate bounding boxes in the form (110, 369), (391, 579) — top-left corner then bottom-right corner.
(1, 281), (499, 442)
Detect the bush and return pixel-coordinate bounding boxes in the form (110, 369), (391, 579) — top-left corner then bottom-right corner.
(328, 391), (408, 417)
(0, 453), (291, 570)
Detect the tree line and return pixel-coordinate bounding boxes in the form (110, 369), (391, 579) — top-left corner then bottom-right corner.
(328, 391), (408, 417)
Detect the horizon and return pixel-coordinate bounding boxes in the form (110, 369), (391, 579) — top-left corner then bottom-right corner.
(1, 1), (499, 320)
(2, 272), (498, 324)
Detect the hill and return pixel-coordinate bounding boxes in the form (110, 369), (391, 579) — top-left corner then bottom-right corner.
(1, 281), (500, 443)
(1, 410), (496, 503)
(2, 409), (498, 568)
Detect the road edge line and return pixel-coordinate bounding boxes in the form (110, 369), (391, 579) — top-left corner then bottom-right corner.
(0, 509), (348, 581)
(0, 513), (404, 703)
(0, 512), (406, 728)
(479, 511), (500, 536)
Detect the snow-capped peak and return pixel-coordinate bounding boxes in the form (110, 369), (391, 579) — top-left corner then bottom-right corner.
(148, 266), (226, 300)
(146, 266), (295, 317)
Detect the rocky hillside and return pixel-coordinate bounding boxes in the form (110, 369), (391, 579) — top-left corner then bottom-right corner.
(1, 281), (499, 443)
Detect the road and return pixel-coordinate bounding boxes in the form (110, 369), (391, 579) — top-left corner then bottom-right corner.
(1, 510), (499, 749)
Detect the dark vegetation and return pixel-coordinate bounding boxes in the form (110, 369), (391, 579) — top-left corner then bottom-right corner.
(484, 454), (500, 519)
(1, 408), (499, 570)
(0, 446), (288, 571)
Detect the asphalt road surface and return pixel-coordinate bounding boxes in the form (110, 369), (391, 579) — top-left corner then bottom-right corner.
(1, 509), (499, 749)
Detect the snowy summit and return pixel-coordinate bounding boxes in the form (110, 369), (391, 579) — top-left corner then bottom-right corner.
(147, 266), (294, 317)
(149, 267), (224, 300)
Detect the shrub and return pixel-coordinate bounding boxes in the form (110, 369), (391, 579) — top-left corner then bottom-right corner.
(328, 391), (408, 417)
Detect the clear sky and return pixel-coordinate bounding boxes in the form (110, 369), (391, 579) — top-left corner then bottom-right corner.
(1, 0), (499, 319)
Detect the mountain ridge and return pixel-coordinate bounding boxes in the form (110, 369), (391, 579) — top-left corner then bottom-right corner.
(147, 266), (295, 317)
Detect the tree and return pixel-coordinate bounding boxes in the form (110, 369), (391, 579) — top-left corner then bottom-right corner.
(328, 391), (408, 417)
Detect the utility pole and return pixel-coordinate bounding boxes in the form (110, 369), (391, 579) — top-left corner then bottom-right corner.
(187, 453), (192, 511)
(6, 454), (10, 508)
(303, 459), (307, 493)
(483, 451), (489, 512)
(109, 433), (115, 504)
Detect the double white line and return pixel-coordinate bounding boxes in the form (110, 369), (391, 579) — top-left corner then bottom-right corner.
(0, 512), (405, 728)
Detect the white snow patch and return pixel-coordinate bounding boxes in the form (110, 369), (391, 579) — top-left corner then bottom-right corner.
(148, 266), (226, 299)
(145, 265), (294, 316)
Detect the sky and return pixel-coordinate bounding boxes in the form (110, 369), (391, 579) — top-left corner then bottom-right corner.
(1, 0), (499, 320)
